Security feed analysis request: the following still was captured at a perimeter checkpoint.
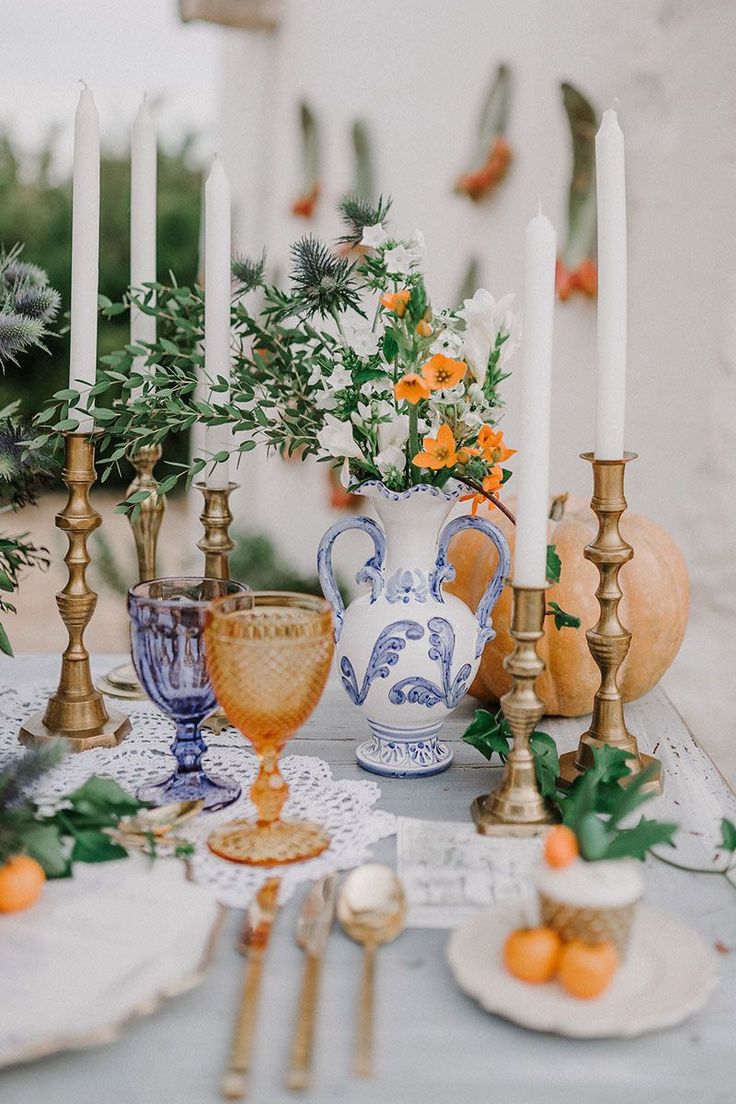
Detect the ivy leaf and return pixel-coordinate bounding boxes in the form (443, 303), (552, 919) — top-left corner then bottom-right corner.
(462, 708), (510, 761)
(546, 601), (581, 630)
(66, 775), (142, 816)
(603, 817), (678, 861)
(529, 730), (559, 799)
(70, 829), (128, 865)
(22, 822), (70, 879)
(576, 811), (614, 861)
(719, 818), (736, 853)
(546, 544), (562, 585)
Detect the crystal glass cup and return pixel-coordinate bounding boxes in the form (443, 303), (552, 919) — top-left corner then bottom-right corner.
(204, 592), (334, 865)
(128, 577), (251, 811)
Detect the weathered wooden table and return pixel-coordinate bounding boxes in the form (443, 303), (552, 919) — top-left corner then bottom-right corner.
(2, 655), (735, 1104)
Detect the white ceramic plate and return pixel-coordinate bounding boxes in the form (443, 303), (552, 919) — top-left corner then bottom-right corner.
(446, 902), (718, 1038)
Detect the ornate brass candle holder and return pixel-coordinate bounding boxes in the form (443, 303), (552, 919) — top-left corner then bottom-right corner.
(19, 433), (131, 752)
(98, 444), (165, 699)
(558, 453), (663, 793)
(472, 586), (558, 836)
(196, 481), (238, 579)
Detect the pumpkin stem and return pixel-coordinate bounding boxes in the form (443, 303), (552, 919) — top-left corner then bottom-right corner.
(549, 493), (568, 522)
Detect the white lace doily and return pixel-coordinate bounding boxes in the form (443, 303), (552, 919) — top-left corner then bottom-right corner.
(0, 684), (397, 908)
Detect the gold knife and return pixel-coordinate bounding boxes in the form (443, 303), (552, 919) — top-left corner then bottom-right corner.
(221, 878), (281, 1101)
(286, 874), (337, 1092)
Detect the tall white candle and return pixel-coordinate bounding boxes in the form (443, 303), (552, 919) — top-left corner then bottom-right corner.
(130, 97), (157, 384)
(514, 209), (557, 589)
(204, 157), (232, 489)
(69, 85), (100, 434)
(595, 108), (627, 460)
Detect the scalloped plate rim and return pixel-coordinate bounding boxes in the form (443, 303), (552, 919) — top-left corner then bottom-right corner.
(446, 902), (718, 1038)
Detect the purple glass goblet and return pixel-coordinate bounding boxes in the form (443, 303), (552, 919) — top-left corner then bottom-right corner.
(128, 577), (251, 811)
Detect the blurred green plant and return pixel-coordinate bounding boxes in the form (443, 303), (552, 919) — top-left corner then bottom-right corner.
(229, 532), (347, 603)
(0, 125), (203, 478)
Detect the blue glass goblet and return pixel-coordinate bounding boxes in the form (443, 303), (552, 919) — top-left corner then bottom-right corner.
(128, 577), (251, 811)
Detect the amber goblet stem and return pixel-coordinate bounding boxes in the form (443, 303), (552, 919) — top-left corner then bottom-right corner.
(557, 452), (663, 793)
(252, 748), (289, 825)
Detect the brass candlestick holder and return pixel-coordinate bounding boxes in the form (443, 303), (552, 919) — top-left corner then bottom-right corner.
(558, 452), (663, 793)
(472, 586), (558, 836)
(196, 481), (238, 579)
(98, 444), (165, 699)
(197, 481), (238, 734)
(19, 434), (131, 752)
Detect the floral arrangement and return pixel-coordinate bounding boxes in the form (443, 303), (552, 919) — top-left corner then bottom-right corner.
(32, 196), (519, 520)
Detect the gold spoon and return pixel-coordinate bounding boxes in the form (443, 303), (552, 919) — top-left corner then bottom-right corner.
(337, 864), (406, 1078)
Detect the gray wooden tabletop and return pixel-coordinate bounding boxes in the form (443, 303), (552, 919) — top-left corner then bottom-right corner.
(2, 655), (736, 1104)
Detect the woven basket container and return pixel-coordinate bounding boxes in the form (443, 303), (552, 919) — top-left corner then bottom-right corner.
(538, 892), (638, 955)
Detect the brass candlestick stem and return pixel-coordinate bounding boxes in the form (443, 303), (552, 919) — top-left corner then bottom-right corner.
(472, 586), (558, 836)
(196, 482), (238, 579)
(98, 444), (165, 699)
(558, 452), (663, 793)
(19, 434), (131, 751)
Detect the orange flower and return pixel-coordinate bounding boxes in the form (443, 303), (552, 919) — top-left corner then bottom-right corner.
(460, 464), (504, 515)
(477, 425), (516, 465)
(416, 319), (432, 337)
(455, 136), (512, 201)
(291, 182), (320, 219)
(556, 257), (598, 301)
(380, 289), (411, 316)
(413, 424), (458, 470)
(421, 353), (467, 391)
(394, 373), (430, 405)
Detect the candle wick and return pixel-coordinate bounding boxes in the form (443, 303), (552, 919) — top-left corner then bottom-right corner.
(78, 78), (88, 89)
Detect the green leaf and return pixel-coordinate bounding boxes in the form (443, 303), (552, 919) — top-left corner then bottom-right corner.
(547, 601), (581, 631)
(55, 418), (80, 433)
(530, 730), (560, 799)
(0, 622), (13, 657)
(576, 811), (614, 861)
(67, 775), (142, 815)
(719, 818), (736, 853)
(52, 388), (81, 402)
(382, 329), (399, 362)
(603, 817), (678, 861)
(0, 569), (14, 593)
(546, 544), (562, 585)
(462, 708), (510, 761)
(22, 822), (70, 879)
(70, 829), (128, 865)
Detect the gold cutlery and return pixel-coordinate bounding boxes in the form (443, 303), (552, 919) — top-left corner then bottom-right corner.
(286, 874), (338, 1092)
(337, 864), (406, 1078)
(221, 878), (280, 1100)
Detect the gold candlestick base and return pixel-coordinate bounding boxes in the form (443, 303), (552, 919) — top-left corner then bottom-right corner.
(558, 453), (663, 794)
(98, 444), (165, 700)
(19, 434), (131, 752)
(196, 481), (238, 580)
(472, 586), (558, 836)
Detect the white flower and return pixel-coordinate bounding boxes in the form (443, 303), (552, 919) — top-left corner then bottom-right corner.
(351, 401), (373, 427)
(345, 321), (381, 359)
(339, 458), (352, 488)
(408, 230), (426, 263)
(315, 389), (338, 411)
(458, 288), (517, 385)
(383, 244), (416, 276)
(361, 377), (392, 396)
(430, 328), (464, 358)
(307, 363), (324, 386)
(375, 445), (407, 478)
(317, 414), (365, 461)
(361, 223), (388, 249)
(330, 364), (353, 390)
(374, 398), (396, 421)
(377, 414), (409, 452)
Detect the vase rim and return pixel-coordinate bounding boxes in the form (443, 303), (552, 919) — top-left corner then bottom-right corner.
(361, 480), (461, 504)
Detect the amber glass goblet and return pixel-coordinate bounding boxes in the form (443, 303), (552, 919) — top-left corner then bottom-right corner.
(204, 592), (335, 865)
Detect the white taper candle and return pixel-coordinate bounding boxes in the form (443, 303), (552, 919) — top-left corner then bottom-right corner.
(514, 209), (557, 589)
(203, 156), (232, 490)
(130, 97), (157, 388)
(68, 85), (100, 434)
(594, 108), (627, 460)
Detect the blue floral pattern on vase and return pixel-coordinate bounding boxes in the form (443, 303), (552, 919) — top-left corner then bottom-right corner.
(388, 617), (472, 709)
(385, 569), (429, 605)
(317, 515), (385, 642)
(340, 620), (425, 706)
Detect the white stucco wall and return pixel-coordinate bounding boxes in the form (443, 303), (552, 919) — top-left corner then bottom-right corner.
(211, 0), (736, 757)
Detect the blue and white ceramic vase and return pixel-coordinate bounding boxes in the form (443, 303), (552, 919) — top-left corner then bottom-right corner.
(317, 481), (511, 778)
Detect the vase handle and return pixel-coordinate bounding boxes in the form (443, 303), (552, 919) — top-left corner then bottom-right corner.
(317, 516), (386, 642)
(432, 515), (511, 658)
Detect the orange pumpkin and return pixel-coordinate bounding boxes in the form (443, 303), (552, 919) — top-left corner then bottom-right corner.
(446, 494), (689, 717)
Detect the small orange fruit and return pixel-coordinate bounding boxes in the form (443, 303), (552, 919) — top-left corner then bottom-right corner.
(0, 854), (46, 913)
(558, 940), (619, 999)
(503, 926), (562, 984)
(416, 319), (432, 337)
(544, 825), (579, 869)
